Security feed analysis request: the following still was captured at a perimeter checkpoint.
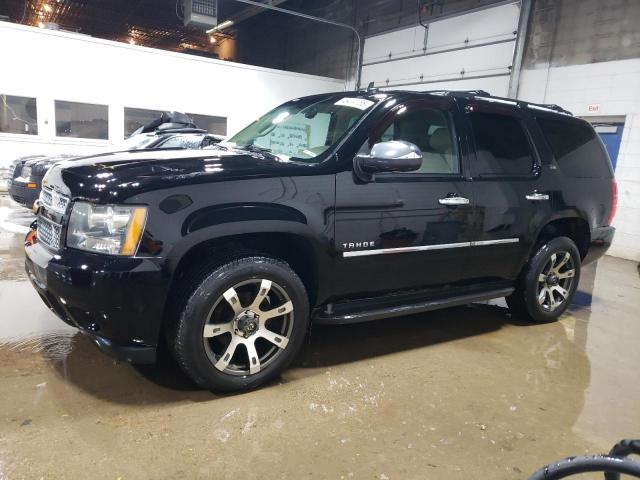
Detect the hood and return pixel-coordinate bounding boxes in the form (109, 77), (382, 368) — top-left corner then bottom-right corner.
(43, 147), (319, 203)
(24, 154), (77, 168)
(14, 155), (48, 164)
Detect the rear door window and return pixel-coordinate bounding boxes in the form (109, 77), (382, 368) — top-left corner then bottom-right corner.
(536, 116), (612, 178)
(469, 111), (535, 177)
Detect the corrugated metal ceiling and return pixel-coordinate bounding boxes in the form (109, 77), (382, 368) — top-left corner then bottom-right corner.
(0, 0), (247, 56)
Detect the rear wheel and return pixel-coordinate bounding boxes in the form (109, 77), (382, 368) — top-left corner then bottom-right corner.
(167, 256), (309, 392)
(507, 236), (581, 323)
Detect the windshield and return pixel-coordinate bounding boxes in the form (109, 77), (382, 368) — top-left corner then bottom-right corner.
(111, 132), (206, 152)
(223, 94), (378, 163)
(155, 133), (204, 149)
(116, 134), (159, 151)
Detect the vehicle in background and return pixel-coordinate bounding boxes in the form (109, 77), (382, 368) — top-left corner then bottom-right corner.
(7, 112), (223, 209)
(1, 155), (47, 194)
(24, 90), (616, 392)
(5, 154), (76, 205)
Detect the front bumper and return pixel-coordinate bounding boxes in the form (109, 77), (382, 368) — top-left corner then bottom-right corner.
(8, 178), (40, 208)
(25, 240), (168, 364)
(583, 226), (615, 265)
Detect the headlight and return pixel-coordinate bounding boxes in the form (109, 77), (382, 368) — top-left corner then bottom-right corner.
(21, 165), (32, 178)
(67, 202), (148, 256)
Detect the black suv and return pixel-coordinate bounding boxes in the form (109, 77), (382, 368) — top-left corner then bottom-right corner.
(25, 90), (616, 392)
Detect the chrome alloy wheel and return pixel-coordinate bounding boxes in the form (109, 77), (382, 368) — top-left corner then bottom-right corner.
(536, 251), (576, 312)
(203, 279), (294, 376)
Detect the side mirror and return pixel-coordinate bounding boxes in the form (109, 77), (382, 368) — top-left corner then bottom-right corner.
(355, 140), (423, 180)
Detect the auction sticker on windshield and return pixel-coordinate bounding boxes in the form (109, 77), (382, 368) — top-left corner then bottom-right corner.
(334, 98), (374, 110)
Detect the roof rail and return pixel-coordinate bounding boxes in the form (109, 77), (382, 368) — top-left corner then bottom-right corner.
(458, 90), (491, 97)
(524, 102), (573, 116)
(425, 90), (492, 97)
(399, 89), (573, 115)
(156, 127), (209, 134)
(541, 103), (573, 115)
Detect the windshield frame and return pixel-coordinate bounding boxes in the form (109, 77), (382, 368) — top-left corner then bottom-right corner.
(221, 93), (382, 165)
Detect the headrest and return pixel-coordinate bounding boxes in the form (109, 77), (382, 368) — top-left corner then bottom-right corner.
(429, 128), (451, 153)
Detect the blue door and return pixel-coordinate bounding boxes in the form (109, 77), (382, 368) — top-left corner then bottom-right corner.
(594, 123), (624, 171)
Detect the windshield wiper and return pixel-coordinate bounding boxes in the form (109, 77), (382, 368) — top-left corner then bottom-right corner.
(238, 144), (273, 155)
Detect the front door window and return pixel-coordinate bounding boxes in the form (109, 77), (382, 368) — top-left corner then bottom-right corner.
(377, 107), (460, 175)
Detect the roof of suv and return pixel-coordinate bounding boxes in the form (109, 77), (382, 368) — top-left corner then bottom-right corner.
(334, 88), (574, 118)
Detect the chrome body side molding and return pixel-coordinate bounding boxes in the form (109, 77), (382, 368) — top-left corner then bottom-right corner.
(342, 238), (519, 257)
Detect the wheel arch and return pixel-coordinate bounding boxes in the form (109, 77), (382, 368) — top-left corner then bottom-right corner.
(162, 221), (329, 325)
(531, 215), (591, 260)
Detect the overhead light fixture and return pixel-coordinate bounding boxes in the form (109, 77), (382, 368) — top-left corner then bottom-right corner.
(209, 36), (217, 44)
(205, 19), (234, 34)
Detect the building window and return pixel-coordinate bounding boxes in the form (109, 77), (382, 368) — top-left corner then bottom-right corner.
(187, 113), (227, 135)
(124, 107), (164, 137)
(55, 100), (108, 140)
(0, 94), (38, 135)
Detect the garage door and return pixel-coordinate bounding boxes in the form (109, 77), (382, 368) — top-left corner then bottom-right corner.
(360, 2), (522, 96)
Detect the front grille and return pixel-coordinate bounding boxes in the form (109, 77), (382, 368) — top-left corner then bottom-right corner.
(37, 215), (62, 250)
(40, 187), (70, 214)
(12, 194), (26, 205)
(40, 189), (53, 206)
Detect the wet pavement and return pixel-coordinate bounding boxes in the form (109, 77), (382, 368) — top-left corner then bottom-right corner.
(1, 194), (639, 479)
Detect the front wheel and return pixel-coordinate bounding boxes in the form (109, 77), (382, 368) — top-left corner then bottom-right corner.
(507, 236), (581, 323)
(168, 256), (310, 392)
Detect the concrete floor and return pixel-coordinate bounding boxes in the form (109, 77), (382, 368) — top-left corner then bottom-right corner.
(1, 195), (639, 479)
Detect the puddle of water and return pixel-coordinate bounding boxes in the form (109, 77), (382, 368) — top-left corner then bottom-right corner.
(0, 280), (77, 355)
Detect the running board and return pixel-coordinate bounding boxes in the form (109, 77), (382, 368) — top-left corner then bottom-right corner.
(312, 287), (514, 325)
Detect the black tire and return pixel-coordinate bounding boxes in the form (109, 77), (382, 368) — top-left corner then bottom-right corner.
(167, 256), (309, 393)
(507, 236), (581, 323)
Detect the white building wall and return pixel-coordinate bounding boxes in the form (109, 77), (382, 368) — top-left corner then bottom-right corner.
(0, 22), (344, 164)
(519, 59), (640, 261)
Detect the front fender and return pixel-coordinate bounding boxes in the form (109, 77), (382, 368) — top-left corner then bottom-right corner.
(165, 219), (327, 272)
(182, 202), (308, 235)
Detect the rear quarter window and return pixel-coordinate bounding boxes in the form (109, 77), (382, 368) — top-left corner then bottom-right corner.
(536, 116), (612, 178)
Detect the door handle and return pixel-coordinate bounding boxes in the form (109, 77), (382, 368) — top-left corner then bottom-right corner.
(526, 192), (550, 201)
(439, 196), (470, 206)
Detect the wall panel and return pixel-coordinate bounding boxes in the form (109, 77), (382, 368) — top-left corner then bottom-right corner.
(0, 22), (343, 163)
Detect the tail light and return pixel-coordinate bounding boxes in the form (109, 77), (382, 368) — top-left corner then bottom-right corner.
(607, 178), (617, 226)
